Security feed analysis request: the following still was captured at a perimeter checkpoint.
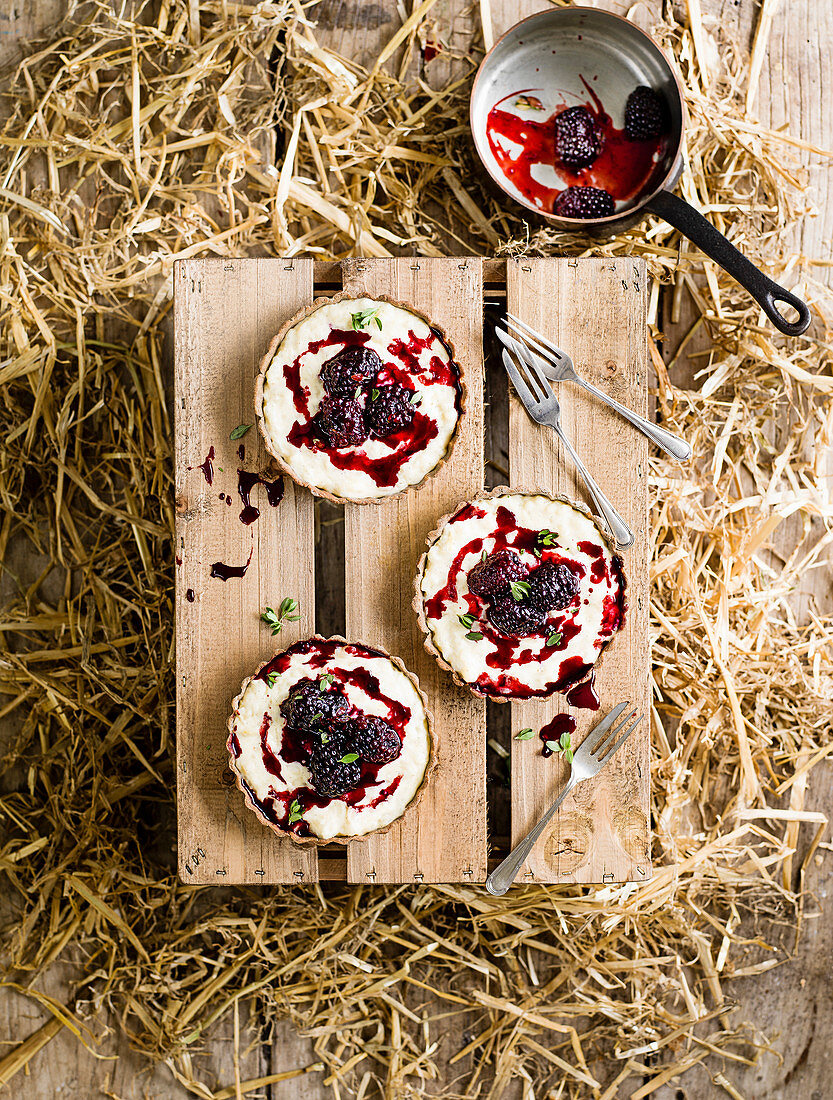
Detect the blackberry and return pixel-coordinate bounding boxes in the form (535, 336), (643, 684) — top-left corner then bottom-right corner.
(487, 594), (545, 637)
(467, 549), (529, 599)
(365, 383), (416, 439)
(553, 186), (615, 220)
(280, 678), (349, 731)
(320, 346), (382, 398)
(308, 736), (362, 797)
(315, 395), (368, 448)
(527, 562), (579, 613)
(624, 86), (668, 142)
(348, 715), (401, 764)
(554, 106), (601, 169)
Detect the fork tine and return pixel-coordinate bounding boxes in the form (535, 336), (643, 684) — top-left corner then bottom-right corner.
(580, 701), (629, 756)
(506, 312), (564, 362)
(523, 353), (556, 400)
(598, 713), (644, 765)
(502, 352), (539, 408)
(515, 355), (548, 402)
(588, 707), (635, 755)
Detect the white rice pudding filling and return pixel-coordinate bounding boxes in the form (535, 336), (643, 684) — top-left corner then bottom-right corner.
(260, 297), (461, 499)
(230, 644), (430, 839)
(420, 495), (624, 697)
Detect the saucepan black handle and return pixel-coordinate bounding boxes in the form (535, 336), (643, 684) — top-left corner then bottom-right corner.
(645, 189), (811, 337)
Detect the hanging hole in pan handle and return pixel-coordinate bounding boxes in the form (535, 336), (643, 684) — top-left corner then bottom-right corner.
(645, 189), (812, 337)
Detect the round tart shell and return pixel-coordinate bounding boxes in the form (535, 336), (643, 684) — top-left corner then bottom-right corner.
(254, 292), (467, 505)
(413, 487), (628, 703)
(226, 634), (437, 846)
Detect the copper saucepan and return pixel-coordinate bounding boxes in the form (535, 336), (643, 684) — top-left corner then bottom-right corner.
(470, 7), (810, 337)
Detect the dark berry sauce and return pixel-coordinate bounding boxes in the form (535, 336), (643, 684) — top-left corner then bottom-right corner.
(281, 322), (462, 489)
(185, 589), (195, 603)
(190, 446), (215, 485)
(210, 543), (253, 580)
(485, 79), (667, 215)
(539, 713), (576, 756)
(565, 670), (600, 711)
(236, 469), (285, 525)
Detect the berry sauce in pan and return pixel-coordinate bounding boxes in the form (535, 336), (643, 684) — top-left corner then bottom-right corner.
(485, 80), (666, 215)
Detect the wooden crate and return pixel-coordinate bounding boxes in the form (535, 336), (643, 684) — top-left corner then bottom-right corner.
(174, 257), (650, 885)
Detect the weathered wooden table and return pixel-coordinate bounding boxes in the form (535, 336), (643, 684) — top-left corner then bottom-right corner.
(1, 0), (830, 1097)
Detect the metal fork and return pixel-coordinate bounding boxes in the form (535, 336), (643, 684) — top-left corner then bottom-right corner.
(485, 702), (644, 896)
(502, 347), (634, 549)
(496, 314), (692, 462)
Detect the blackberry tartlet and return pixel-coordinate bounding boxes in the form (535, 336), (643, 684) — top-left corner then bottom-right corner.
(227, 637), (434, 843)
(415, 489), (626, 700)
(255, 294), (465, 504)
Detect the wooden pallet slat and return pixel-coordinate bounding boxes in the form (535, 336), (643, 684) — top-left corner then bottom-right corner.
(341, 258), (488, 885)
(507, 256), (651, 885)
(174, 257), (318, 884)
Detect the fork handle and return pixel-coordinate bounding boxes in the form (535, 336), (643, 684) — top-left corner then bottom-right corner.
(485, 775), (579, 895)
(576, 378), (692, 462)
(554, 425), (635, 550)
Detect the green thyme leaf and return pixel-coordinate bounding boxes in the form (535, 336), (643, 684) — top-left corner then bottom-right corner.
(564, 748), (574, 763)
(465, 631), (484, 641)
(321, 732), (330, 744)
(351, 307), (382, 331)
(481, 549), (488, 562)
(559, 733), (571, 751)
(319, 672), (334, 689)
(546, 631), (563, 647)
(230, 424), (251, 440)
(340, 752), (359, 763)
(544, 740), (559, 753)
(261, 598), (299, 636)
(458, 613), (475, 629)
(409, 391), (421, 405)
(509, 580), (531, 602)
(287, 798), (303, 824)
(371, 388), (379, 401)
(514, 728), (535, 741)
(514, 94), (545, 111)
(266, 671), (279, 688)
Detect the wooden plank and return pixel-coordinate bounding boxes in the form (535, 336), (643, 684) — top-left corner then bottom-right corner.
(507, 257), (651, 884)
(341, 257), (488, 884)
(174, 257), (318, 885)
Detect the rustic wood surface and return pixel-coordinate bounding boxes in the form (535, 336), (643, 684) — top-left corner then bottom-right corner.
(1, 0), (831, 1097)
(507, 256), (651, 884)
(174, 257), (319, 885)
(341, 257), (488, 885)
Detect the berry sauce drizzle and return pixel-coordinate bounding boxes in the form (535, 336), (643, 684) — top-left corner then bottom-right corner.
(565, 669), (600, 711)
(185, 589), (195, 603)
(189, 446), (215, 485)
(426, 501), (626, 699)
(237, 469), (284, 525)
(282, 324), (462, 489)
(485, 80), (666, 215)
(539, 713), (576, 757)
(210, 542), (253, 580)
(243, 640), (414, 836)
